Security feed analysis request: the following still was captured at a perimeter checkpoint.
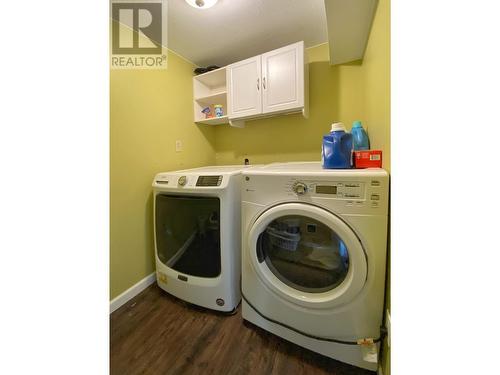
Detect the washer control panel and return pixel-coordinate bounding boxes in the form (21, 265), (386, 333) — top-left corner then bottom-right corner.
(154, 173), (228, 190)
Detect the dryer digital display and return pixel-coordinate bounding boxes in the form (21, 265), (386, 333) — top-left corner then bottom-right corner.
(316, 185), (337, 195)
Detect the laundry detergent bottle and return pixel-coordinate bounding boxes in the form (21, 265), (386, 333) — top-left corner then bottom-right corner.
(351, 120), (370, 150)
(322, 122), (353, 169)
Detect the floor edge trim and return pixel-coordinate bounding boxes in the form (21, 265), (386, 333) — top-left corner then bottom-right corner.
(110, 272), (156, 313)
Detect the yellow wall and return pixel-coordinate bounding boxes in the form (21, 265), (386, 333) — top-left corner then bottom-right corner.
(110, 49), (216, 299)
(363, 0), (391, 173)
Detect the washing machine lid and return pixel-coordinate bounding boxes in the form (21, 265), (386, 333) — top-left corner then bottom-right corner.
(244, 161), (388, 177)
(247, 202), (368, 309)
(173, 165), (253, 174)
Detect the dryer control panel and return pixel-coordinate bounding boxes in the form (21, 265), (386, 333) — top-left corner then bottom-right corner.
(242, 172), (388, 215)
(289, 180), (365, 200)
(286, 178), (386, 210)
(242, 167), (388, 215)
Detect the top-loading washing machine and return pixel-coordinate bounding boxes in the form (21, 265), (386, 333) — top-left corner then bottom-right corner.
(152, 165), (250, 313)
(241, 162), (389, 370)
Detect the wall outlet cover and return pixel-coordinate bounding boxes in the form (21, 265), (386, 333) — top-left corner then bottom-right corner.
(175, 140), (183, 152)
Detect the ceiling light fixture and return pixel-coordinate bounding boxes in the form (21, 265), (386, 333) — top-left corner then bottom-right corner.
(185, 0), (218, 9)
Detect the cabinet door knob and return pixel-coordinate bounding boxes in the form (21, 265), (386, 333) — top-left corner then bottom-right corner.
(263, 77), (266, 89)
(257, 78), (260, 90)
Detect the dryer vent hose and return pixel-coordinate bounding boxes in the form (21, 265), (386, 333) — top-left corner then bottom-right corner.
(241, 292), (386, 346)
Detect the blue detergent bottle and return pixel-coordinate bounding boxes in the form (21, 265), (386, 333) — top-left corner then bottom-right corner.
(322, 122), (353, 169)
(351, 120), (370, 150)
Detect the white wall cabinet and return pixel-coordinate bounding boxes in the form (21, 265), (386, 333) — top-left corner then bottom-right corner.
(261, 42), (304, 114)
(194, 41), (307, 127)
(226, 56), (262, 119)
(226, 41), (306, 122)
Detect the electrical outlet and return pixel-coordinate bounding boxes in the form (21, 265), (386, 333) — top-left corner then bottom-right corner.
(175, 140), (183, 152)
(386, 310), (391, 347)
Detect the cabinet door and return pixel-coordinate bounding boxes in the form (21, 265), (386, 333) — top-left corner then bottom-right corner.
(227, 56), (262, 119)
(261, 41), (304, 114)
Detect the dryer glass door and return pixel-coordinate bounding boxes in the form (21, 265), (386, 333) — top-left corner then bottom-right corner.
(155, 194), (221, 278)
(257, 215), (348, 293)
(249, 203), (367, 307)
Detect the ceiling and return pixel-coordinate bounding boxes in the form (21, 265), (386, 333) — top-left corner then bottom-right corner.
(167, 0), (328, 67)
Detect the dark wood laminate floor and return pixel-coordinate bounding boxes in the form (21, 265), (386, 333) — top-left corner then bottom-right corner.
(110, 284), (374, 375)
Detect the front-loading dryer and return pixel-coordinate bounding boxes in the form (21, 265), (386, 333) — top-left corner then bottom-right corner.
(152, 165), (251, 313)
(241, 162), (389, 370)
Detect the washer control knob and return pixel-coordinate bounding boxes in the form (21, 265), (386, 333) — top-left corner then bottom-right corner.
(292, 182), (308, 195)
(178, 176), (187, 186)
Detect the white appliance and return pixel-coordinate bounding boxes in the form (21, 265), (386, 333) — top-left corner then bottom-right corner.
(241, 162), (389, 370)
(152, 165), (249, 313)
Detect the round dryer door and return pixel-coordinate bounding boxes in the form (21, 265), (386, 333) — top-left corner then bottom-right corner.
(248, 203), (368, 309)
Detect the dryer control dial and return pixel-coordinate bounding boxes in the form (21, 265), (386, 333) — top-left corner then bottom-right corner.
(292, 181), (308, 195)
(178, 176), (187, 186)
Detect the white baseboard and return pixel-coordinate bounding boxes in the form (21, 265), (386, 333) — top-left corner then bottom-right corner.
(110, 272), (156, 313)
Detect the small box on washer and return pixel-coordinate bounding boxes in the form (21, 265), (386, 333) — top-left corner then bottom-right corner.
(354, 150), (383, 168)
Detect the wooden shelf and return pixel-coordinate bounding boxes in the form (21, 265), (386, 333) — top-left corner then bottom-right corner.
(194, 91), (227, 104)
(195, 116), (229, 125)
(193, 67), (226, 88)
(193, 67), (228, 124)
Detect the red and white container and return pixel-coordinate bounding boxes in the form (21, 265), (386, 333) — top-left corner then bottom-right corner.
(354, 150), (383, 168)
